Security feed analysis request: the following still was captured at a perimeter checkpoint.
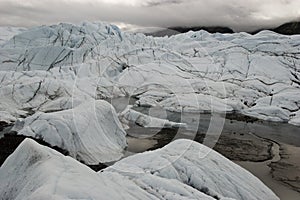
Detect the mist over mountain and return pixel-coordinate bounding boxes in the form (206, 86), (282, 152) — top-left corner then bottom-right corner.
(145, 26), (234, 36)
(0, 0), (299, 33)
(253, 21), (300, 35)
(145, 21), (300, 36)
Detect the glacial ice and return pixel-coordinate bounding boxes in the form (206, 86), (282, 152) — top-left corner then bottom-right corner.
(0, 21), (297, 199)
(15, 100), (127, 164)
(0, 139), (279, 200)
(0, 22), (299, 125)
(119, 105), (186, 129)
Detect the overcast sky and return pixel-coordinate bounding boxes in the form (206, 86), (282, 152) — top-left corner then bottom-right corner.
(0, 0), (299, 31)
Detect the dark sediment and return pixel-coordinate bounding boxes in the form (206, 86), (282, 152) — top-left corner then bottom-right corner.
(269, 144), (300, 193)
(225, 112), (260, 123)
(88, 164), (108, 172)
(146, 128), (273, 162)
(213, 135), (273, 162)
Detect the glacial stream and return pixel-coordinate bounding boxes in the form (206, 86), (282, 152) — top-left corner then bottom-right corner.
(110, 97), (300, 200)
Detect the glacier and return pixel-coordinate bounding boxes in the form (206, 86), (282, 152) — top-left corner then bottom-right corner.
(0, 138), (279, 200)
(0, 22), (299, 126)
(0, 27), (26, 46)
(0, 21), (299, 199)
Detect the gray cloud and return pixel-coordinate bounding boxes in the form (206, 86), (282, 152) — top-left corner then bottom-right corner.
(144, 0), (187, 7)
(0, 0), (299, 32)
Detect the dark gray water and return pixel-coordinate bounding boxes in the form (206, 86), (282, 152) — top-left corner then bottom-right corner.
(110, 97), (300, 148)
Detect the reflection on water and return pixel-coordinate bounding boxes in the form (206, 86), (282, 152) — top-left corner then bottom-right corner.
(109, 97), (300, 153)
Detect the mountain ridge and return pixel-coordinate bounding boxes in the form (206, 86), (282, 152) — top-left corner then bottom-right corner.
(146, 21), (300, 36)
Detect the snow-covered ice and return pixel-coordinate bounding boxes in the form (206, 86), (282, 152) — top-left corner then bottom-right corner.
(0, 22), (299, 125)
(290, 110), (300, 126)
(0, 27), (26, 45)
(14, 100), (127, 164)
(106, 139), (279, 200)
(0, 138), (279, 200)
(0, 139), (156, 200)
(119, 105), (186, 129)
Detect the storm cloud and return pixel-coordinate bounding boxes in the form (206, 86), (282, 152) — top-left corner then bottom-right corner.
(0, 0), (299, 31)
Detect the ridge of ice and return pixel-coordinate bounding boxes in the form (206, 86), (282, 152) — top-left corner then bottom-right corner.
(15, 100), (127, 164)
(0, 139), (279, 200)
